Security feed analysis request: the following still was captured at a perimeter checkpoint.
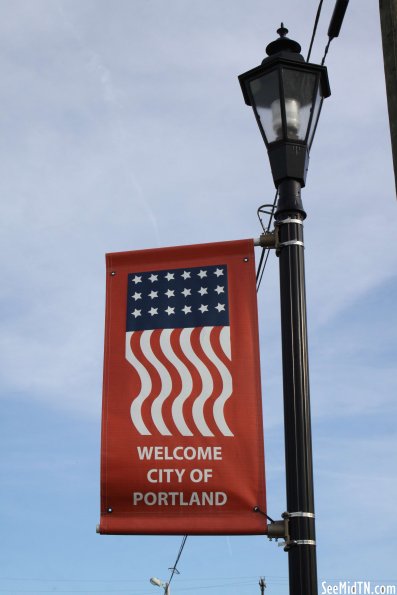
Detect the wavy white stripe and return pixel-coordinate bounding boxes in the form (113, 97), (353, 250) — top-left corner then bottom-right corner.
(137, 331), (172, 436)
(127, 326), (233, 437)
(159, 328), (193, 436)
(202, 327), (234, 437)
(127, 331), (152, 435)
(220, 326), (231, 360)
(181, 327), (214, 437)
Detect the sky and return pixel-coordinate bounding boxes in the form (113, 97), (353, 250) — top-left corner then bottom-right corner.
(0, 0), (396, 594)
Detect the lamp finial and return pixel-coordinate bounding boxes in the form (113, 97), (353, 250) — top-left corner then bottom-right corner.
(265, 25), (301, 57)
(277, 23), (289, 37)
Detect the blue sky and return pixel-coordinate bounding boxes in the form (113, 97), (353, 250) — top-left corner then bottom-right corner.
(0, 0), (396, 593)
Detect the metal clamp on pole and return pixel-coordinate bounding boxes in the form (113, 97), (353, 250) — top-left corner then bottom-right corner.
(254, 229), (277, 248)
(274, 215), (305, 253)
(268, 512), (317, 551)
(267, 511), (290, 543)
(254, 221), (304, 251)
(267, 520), (287, 540)
(283, 539), (316, 551)
(280, 511), (316, 551)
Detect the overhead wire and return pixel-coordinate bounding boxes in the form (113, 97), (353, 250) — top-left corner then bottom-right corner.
(167, 535), (188, 586)
(1, 573), (394, 593)
(322, 0), (350, 64)
(306, 0), (325, 62)
(256, 189), (278, 292)
(321, 38), (332, 65)
(0, 578), (262, 594)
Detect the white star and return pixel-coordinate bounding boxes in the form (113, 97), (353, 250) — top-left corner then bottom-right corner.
(198, 286), (208, 296)
(165, 289), (175, 298)
(165, 272), (174, 281)
(149, 274), (158, 283)
(214, 268), (224, 277)
(215, 303), (226, 312)
(148, 290), (158, 299)
(181, 271), (191, 280)
(132, 275), (142, 284)
(148, 307), (158, 316)
(182, 305), (192, 315)
(214, 285), (224, 295)
(198, 269), (207, 279)
(181, 288), (191, 297)
(131, 309), (141, 318)
(132, 292), (142, 300)
(198, 304), (208, 313)
(165, 306), (175, 315)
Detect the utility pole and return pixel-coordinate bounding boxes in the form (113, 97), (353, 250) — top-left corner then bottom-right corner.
(259, 577), (267, 595)
(379, 0), (397, 196)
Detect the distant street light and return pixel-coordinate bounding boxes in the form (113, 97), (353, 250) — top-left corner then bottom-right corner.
(239, 24), (331, 595)
(150, 577), (170, 595)
(259, 576), (267, 595)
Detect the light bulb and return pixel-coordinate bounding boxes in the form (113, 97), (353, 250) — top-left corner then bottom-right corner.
(271, 98), (300, 138)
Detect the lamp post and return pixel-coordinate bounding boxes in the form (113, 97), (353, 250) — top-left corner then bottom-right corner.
(150, 577), (170, 595)
(239, 25), (331, 595)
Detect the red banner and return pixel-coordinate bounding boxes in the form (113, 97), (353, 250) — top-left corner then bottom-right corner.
(99, 239), (266, 535)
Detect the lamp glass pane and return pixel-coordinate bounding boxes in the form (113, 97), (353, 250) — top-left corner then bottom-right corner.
(308, 84), (323, 149)
(249, 69), (281, 143)
(281, 69), (317, 141)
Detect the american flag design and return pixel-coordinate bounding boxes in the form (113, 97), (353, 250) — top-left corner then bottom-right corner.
(125, 264), (233, 437)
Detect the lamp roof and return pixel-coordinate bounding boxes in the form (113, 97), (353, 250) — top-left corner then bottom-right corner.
(264, 24), (302, 60)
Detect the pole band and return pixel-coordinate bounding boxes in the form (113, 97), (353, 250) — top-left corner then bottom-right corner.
(288, 512), (315, 519)
(279, 240), (304, 248)
(276, 217), (303, 226)
(293, 540), (316, 546)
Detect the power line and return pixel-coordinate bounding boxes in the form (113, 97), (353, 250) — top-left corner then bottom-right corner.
(306, 0), (325, 62)
(168, 535), (188, 586)
(256, 190), (278, 292)
(1, 574), (395, 593)
(322, 0), (350, 64)
(307, 0), (350, 65)
(321, 37), (332, 65)
(0, 580), (260, 594)
(0, 575), (275, 584)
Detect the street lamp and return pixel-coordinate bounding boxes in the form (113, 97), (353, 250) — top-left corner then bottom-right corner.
(150, 577), (170, 595)
(239, 25), (331, 595)
(239, 23), (330, 191)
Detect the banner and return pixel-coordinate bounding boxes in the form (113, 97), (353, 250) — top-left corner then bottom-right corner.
(99, 239), (266, 535)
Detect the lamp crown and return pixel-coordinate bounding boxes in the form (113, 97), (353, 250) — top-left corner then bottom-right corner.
(265, 24), (302, 57)
(277, 23), (288, 37)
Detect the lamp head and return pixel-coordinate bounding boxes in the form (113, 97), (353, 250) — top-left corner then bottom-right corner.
(238, 25), (331, 187)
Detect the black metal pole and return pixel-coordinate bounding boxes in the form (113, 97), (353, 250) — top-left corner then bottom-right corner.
(275, 179), (317, 595)
(379, 0), (397, 197)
